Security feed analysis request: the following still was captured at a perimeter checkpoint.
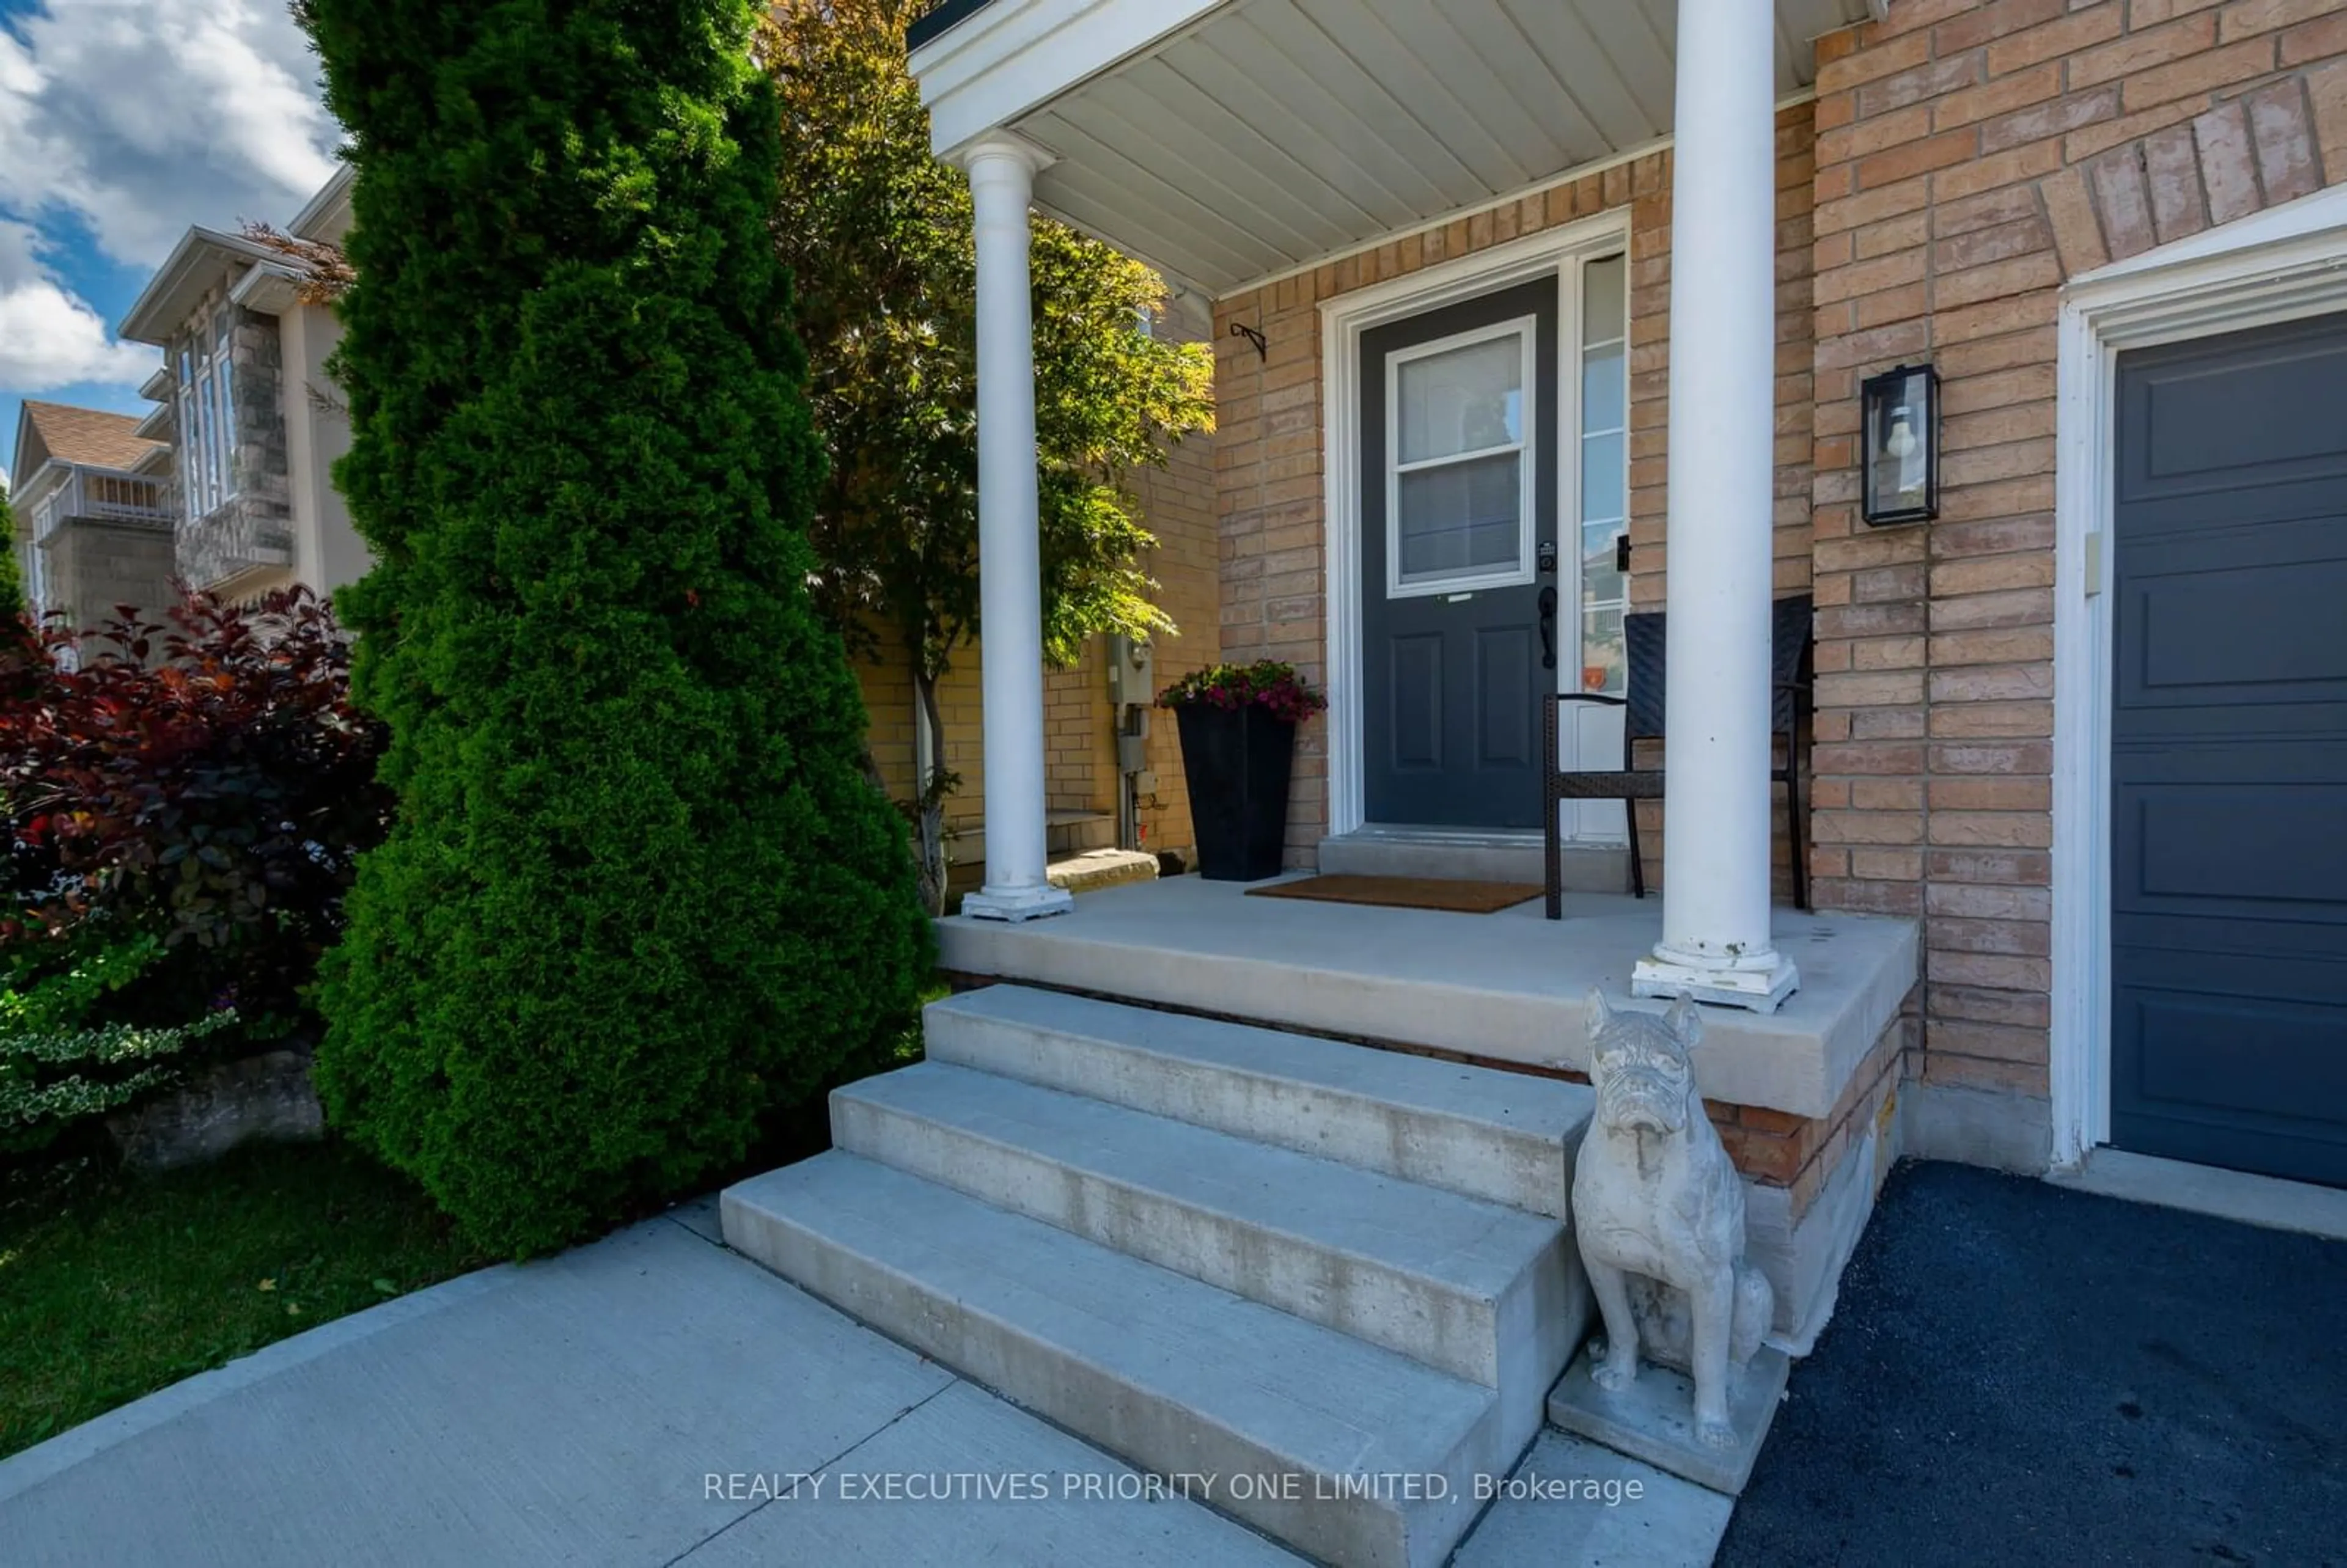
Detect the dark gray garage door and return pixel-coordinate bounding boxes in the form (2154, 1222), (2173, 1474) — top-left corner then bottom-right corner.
(2110, 311), (2347, 1189)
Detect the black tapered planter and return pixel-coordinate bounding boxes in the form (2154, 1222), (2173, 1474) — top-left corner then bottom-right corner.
(1173, 702), (1296, 882)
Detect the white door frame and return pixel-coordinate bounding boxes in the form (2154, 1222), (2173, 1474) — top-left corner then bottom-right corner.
(1318, 210), (1632, 837)
(2049, 182), (2347, 1169)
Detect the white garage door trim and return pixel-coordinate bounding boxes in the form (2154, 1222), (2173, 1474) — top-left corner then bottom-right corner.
(2051, 182), (2347, 1170)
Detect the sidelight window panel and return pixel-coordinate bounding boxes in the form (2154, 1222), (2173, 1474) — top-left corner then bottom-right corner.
(1578, 255), (1629, 695)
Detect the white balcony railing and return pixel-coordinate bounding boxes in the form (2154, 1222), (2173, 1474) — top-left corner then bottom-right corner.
(30, 463), (175, 541)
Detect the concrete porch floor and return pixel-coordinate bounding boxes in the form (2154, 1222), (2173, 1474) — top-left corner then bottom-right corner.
(939, 875), (1919, 1122)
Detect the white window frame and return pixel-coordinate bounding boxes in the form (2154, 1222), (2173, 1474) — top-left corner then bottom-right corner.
(178, 346), (210, 515)
(211, 307), (238, 502)
(1320, 208), (1632, 838)
(2049, 182), (2347, 1173)
(1383, 314), (1539, 599)
(1560, 253), (1633, 845)
(1574, 258), (1630, 695)
(21, 536), (48, 615)
(177, 309), (241, 518)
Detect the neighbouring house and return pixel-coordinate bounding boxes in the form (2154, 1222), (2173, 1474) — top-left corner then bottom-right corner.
(853, 291), (1223, 884)
(9, 401), (175, 638)
(716, 2), (2347, 1558)
(117, 167), (370, 606)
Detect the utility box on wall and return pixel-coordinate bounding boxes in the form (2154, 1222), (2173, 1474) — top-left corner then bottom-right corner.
(1106, 634), (1156, 708)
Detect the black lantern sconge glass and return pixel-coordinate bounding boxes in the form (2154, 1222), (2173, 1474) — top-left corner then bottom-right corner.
(1860, 362), (1939, 526)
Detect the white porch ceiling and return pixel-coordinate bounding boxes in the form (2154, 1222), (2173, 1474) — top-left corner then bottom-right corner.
(941, 0), (1870, 296)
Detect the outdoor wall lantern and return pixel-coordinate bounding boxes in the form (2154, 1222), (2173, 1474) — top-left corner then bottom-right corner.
(1860, 362), (1939, 526)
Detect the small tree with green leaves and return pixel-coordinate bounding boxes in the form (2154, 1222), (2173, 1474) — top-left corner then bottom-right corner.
(301, 0), (933, 1255)
(765, 0), (1213, 904)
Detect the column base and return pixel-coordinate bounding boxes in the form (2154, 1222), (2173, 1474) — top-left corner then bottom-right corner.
(961, 882), (1075, 923)
(1631, 949), (1800, 1014)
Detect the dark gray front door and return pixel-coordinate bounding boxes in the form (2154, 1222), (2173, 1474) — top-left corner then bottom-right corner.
(2110, 311), (2347, 1188)
(1362, 279), (1559, 829)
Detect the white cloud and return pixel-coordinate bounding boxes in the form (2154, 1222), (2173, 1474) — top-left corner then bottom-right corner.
(0, 218), (155, 390)
(0, 0), (340, 267)
(0, 1), (332, 394)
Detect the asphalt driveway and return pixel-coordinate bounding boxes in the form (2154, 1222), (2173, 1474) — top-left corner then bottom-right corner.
(1720, 1159), (2347, 1568)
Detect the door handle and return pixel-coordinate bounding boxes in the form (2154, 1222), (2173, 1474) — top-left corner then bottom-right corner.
(1538, 584), (1558, 671)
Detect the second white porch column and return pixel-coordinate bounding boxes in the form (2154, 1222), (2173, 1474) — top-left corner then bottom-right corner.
(959, 133), (1071, 922)
(1630, 0), (1798, 1010)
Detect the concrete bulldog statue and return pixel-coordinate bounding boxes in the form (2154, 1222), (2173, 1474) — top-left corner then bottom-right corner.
(1570, 988), (1772, 1450)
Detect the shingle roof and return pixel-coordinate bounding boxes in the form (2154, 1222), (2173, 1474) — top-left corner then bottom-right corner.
(23, 401), (163, 472)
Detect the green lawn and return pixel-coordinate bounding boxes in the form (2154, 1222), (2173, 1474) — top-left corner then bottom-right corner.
(0, 1140), (486, 1461)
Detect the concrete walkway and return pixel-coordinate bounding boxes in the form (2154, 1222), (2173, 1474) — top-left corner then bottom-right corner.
(0, 1198), (1727, 1567)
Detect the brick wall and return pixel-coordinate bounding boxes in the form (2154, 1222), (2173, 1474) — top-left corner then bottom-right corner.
(1807, 0), (2347, 1115)
(1213, 107), (1819, 879)
(1131, 420), (1222, 858)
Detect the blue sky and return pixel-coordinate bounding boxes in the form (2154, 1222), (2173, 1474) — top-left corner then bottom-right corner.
(1, 0), (340, 487)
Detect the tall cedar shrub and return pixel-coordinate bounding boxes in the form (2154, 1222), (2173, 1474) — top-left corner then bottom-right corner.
(301, 0), (933, 1255)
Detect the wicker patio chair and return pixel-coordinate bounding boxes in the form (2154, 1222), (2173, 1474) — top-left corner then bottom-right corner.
(1543, 595), (1813, 919)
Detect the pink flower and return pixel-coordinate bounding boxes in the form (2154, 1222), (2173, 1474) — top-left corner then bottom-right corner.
(1156, 660), (1326, 720)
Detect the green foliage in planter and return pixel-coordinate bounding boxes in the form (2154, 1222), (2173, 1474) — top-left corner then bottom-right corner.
(1, 936), (236, 1157)
(1156, 661), (1327, 724)
(300, 0), (933, 1256)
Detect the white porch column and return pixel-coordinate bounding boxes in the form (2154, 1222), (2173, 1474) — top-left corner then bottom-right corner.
(1629, 0), (1798, 1011)
(958, 132), (1073, 922)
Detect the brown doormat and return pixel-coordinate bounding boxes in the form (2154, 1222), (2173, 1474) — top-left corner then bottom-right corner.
(1244, 874), (1542, 914)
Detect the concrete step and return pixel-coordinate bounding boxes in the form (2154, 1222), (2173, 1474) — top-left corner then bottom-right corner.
(1046, 846), (1158, 895)
(1318, 828), (1630, 892)
(950, 810), (1121, 863)
(724, 1152), (1502, 1568)
(923, 984), (1593, 1218)
(831, 1061), (1580, 1435)
(1048, 810), (1117, 856)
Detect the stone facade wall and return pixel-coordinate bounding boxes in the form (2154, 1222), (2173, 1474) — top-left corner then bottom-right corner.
(40, 516), (176, 647)
(1211, 108), (1821, 878)
(1805, 0), (2347, 1130)
(175, 291), (296, 593)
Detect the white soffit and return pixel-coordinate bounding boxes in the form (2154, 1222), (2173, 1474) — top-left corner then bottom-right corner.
(919, 0), (1870, 295)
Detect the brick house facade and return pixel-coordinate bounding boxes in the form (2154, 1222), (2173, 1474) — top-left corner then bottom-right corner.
(734, 11), (2347, 1547)
(1810, 0), (2347, 1154)
(1194, 0), (2347, 1176)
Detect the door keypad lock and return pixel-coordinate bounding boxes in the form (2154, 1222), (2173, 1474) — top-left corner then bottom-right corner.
(1537, 541), (1559, 576)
